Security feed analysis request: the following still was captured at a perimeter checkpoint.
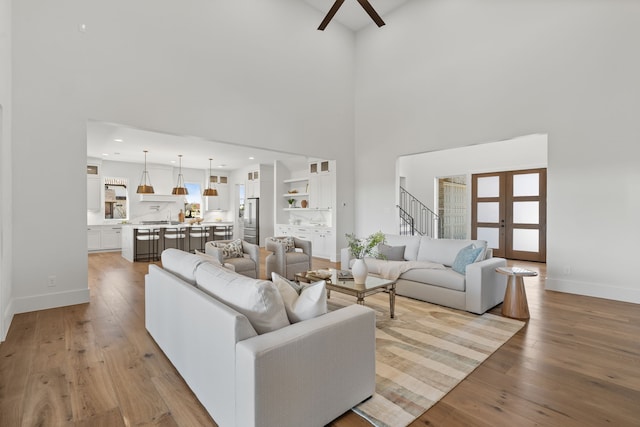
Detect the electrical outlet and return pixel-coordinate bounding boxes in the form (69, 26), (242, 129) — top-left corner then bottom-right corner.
(47, 275), (56, 287)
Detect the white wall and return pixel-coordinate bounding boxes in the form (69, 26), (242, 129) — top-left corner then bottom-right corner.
(0, 0), (12, 341)
(10, 0), (356, 320)
(355, 0), (640, 303)
(398, 134), (548, 237)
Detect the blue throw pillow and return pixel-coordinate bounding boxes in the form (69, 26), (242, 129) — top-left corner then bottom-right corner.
(452, 245), (484, 274)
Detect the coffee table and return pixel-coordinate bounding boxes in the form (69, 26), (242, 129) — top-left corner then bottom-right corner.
(296, 269), (397, 318)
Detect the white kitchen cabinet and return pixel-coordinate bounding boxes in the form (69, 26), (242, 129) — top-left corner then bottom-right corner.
(206, 175), (230, 211)
(87, 227), (102, 251)
(292, 227), (312, 242)
(88, 225), (122, 251)
(275, 225), (293, 236)
(101, 227), (122, 250)
(87, 164), (101, 212)
(308, 168), (334, 210)
(312, 228), (334, 260)
(246, 170), (260, 198)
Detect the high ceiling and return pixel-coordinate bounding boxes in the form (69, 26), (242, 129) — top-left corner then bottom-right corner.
(303, 0), (410, 31)
(86, 121), (309, 171)
(87, 2), (413, 171)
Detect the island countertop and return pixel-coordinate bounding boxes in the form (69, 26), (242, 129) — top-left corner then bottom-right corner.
(121, 222), (234, 262)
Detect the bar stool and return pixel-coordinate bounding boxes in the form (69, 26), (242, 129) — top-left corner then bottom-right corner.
(188, 226), (210, 253)
(163, 227), (187, 251)
(134, 228), (160, 262)
(213, 225), (233, 241)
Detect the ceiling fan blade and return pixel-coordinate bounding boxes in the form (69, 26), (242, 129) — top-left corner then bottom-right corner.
(318, 0), (345, 31)
(356, 0), (386, 27)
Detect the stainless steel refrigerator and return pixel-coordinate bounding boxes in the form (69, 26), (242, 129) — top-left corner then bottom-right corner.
(243, 197), (259, 245)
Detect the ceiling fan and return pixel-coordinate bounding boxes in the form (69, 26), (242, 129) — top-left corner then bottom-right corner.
(318, 0), (386, 31)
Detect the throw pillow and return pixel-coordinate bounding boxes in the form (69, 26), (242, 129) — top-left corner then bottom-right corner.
(195, 263), (290, 334)
(270, 236), (296, 252)
(271, 273), (327, 323)
(452, 244), (484, 275)
(377, 243), (406, 261)
(211, 239), (244, 258)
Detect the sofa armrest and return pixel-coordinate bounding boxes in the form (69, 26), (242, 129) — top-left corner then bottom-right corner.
(340, 247), (353, 270)
(145, 264), (257, 427)
(465, 257), (508, 314)
(294, 237), (312, 258)
(235, 305), (376, 427)
(204, 242), (226, 265)
(242, 240), (260, 266)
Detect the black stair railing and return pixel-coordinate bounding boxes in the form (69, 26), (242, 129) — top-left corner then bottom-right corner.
(398, 186), (439, 237)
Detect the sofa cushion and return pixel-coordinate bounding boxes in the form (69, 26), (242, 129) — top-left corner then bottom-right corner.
(399, 267), (466, 292)
(210, 239), (244, 258)
(418, 239), (487, 266)
(452, 245), (485, 274)
(195, 262), (290, 334)
(161, 248), (205, 285)
(377, 243), (405, 261)
(384, 234), (422, 261)
(271, 273), (327, 323)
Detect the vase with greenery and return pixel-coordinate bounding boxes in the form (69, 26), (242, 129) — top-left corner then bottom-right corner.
(345, 231), (385, 284)
(288, 198), (296, 208)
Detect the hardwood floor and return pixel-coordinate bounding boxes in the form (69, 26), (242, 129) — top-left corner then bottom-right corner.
(1, 252), (639, 426)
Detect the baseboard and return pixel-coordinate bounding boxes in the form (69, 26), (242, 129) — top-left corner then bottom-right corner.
(1, 298), (15, 342)
(12, 288), (91, 315)
(546, 277), (640, 305)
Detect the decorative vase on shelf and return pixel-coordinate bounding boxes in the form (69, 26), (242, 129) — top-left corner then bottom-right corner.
(352, 258), (368, 285)
(301, 199), (308, 208)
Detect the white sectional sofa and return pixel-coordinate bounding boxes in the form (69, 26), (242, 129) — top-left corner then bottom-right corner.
(145, 249), (376, 427)
(341, 234), (508, 314)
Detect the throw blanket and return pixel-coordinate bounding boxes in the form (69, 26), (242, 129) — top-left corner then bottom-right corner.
(365, 259), (446, 281)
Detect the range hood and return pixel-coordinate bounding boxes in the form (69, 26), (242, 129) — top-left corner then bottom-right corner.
(138, 194), (185, 202)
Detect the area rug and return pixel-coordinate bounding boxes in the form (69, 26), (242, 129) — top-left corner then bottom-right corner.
(327, 293), (525, 427)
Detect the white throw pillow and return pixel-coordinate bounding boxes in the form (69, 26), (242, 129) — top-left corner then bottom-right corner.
(271, 273), (327, 323)
(196, 263), (290, 334)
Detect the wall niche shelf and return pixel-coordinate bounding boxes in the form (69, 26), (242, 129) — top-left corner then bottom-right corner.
(284, 207), (331, 212)
(283, 193), (309, 197)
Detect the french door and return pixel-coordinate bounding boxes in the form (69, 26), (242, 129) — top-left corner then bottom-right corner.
(472, 169), (546, 262)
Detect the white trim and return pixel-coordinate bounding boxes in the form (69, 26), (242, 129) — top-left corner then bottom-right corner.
(546, 278), (640, 305)
(12, 288), (90, 315)
(1, 297), (13, 342)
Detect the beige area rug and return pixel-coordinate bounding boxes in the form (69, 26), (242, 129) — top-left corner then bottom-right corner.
(327, 293), (525, 427)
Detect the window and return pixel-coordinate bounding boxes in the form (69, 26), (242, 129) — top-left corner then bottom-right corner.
(184, 182), (202, 218)
(104, 177), (128, 220)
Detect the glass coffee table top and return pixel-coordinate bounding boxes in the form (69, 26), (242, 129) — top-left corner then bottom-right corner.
(297, 269), (397, 318)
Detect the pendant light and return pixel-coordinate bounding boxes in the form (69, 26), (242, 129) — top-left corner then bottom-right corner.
(203, 158), (219, 197)
(136, 150), (155, 194)
(172, 154), (188, 195)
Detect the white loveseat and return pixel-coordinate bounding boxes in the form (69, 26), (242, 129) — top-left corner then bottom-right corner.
(146, 249), (376, 427)
(341, 234), (508, 314)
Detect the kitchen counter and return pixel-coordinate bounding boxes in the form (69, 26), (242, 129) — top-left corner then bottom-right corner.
(121, 222), (235, 262)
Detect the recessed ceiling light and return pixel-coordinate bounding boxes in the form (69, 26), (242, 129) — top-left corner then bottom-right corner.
(102, 153), (109, 156)
(171, 160), (176, 164)
(114, 138), (123, 142)
(218, 164), (226, 168)
(249, 157), (255, 160)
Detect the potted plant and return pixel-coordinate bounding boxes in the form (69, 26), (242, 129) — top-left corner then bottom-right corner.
(288, 198), (296, 208)
(345, 231), (385, 284)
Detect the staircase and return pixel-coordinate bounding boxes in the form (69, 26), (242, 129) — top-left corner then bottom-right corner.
(398, 186), (439, 238)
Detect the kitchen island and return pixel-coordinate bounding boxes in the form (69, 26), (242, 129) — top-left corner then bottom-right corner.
(121, 221), (234, 262)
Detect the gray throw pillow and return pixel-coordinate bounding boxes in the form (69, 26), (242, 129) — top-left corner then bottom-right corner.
(378, 243), (405, 261)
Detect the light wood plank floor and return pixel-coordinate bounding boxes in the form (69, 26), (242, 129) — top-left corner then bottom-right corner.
(1, 252), (639, 426)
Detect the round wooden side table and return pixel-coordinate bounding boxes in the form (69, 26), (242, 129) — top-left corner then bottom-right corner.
(496, 266), (538, 320)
